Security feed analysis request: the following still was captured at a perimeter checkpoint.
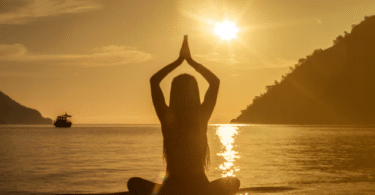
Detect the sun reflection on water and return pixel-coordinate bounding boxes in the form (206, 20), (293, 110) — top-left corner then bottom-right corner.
(216, 125), (240, 177)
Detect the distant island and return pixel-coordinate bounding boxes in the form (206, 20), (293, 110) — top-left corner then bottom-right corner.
(231, 15), (375, 125)
(0, 91), (52, 124)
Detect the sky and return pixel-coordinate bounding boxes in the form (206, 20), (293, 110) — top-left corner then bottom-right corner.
(1, 0), (374, 124)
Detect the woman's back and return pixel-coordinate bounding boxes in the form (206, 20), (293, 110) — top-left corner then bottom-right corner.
(162, 117), (209, 176)
(159, 72), (214, 176)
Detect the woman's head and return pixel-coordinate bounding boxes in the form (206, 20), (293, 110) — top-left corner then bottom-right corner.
(169, 74), (200, 121)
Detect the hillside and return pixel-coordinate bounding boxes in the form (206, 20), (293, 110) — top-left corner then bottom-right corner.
(0, 91), (52, 124)
(231, 15), (375, 125)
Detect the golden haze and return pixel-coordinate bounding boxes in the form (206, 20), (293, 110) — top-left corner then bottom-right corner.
(0, 0), (374, 123)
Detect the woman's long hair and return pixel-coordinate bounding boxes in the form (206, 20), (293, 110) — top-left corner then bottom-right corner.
(169, 74), (200, 125)
(164, 74), (210, 170)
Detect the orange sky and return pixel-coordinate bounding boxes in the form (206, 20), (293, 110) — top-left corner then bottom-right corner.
(1, 0), (374, 124)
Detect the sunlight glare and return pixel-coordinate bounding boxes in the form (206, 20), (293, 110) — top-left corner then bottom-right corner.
(216, 125), (240, 177)
(214, 20), (239, 41)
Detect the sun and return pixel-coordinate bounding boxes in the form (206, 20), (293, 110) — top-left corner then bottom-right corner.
(214, 20), (239, 41)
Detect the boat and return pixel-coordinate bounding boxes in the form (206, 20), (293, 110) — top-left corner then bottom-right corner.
(54, 113), (72, 127)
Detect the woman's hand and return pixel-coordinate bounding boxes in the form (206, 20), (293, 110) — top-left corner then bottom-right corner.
(179, 35), (191, 60)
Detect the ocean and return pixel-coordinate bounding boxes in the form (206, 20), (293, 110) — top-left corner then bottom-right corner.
(1, 124), (375, 195)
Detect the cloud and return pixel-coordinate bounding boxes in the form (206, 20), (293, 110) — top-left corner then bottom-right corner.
(195, 52), (248, 65)
(260, 58), (297, 68)
(0, 44), (27, 56)
(0, 71), (59, 78)
(0, 44), (152, 66)
(0, 0), (102, 24)
(195, 51), (297, 70)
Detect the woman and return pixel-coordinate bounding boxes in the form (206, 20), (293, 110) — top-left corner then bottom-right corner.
(128, 36), (240, 195)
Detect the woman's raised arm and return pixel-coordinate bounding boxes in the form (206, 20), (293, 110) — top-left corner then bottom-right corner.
(150, 39), (186, 121)
(183, 37), (220, 121)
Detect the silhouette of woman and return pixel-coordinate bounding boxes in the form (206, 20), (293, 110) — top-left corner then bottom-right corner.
(127, 36), (240, 195)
